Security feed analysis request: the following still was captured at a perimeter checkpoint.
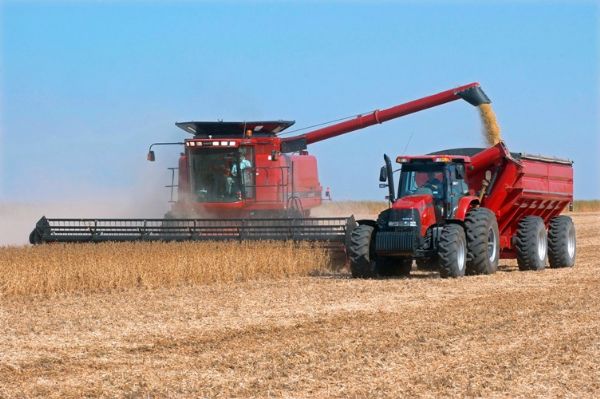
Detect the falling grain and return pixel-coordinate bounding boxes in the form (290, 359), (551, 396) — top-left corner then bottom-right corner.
(478, 103), (502, 146)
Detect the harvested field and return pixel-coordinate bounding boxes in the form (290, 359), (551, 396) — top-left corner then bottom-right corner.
(0, 212), (599, 398)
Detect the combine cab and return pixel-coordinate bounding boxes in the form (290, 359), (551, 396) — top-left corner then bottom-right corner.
(30, 83), (491, 245)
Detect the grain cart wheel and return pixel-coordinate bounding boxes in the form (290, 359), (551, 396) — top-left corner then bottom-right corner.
(438, 224), (467, 278)
(377, 258), (412, 277)
(515, 216), (548, 271)
(548, 216), (576, 268)
(464, 208), (500, 275)
(416, 257), (438, 271)
(348, 224), (377, 278)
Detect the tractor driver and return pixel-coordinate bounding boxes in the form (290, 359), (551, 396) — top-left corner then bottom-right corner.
(419, 171), (443, 198)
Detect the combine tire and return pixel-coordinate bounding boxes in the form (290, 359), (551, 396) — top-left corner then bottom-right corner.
(515, 216), (547, 271)
(548, 216), (576, 268)
(416, 257), (438, 271)
(348, 224), (377, 278)
(438, 224), (467, 278)
(464, 208), (499, 275)
(377, 258), (412, 277)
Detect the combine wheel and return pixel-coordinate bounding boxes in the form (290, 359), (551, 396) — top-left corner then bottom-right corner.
(348, 224), (377, 278)
(377, 258), (412, 277)
(464, 208), (499, 275)
(515, 216), (547, 271)
(548, 216), (576, 268)
(438, 224), (467, 278)
(416, 257), (438, 271)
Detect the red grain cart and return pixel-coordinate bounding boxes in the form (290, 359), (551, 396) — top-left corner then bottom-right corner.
(349, 142), (575, 278)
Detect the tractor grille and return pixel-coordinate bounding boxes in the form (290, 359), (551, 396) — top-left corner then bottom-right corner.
(375, 230), (419, 253)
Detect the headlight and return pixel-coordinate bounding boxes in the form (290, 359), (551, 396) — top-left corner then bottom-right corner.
(388, 220), (417, 227)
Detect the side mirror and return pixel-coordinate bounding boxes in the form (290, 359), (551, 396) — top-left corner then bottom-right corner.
(456, 164), (465, 179)
(379, 166), (387, 182)
(270, 150), (279, 161)
(147, 150), (155, 162)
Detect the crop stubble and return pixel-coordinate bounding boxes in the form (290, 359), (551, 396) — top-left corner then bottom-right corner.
(0, 212), (598, 398)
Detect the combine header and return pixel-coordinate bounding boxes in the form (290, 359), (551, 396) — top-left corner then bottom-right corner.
(30, 83), (491, 245)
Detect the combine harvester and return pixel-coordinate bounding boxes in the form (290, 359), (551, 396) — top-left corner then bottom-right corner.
(29, 82), (492, 245)
(348, 144), (575, 278)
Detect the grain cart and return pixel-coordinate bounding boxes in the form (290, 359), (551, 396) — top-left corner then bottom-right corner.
(349, 143), (574, 278)
(30, 83), (491, 245)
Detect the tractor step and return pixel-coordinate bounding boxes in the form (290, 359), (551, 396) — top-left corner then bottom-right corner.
(29, 216), (356, 246)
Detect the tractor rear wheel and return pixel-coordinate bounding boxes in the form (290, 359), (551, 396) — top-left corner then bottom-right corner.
(348, 224), (377, 278)
(377, 258), (412, 277)
(438, 224), (467, 278)
(464, 208), (500, 275)
(548, 216), (576, 268)
(515, 216), (547, 271)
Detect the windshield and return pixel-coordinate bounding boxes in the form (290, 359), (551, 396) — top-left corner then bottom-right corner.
(398, 164), (446, 200)
(189, 147), (254, 202)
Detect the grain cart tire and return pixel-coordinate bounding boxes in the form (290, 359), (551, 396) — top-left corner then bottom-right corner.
(377, 258), (412, 277)
(348, 224), (377, 278)
(515, 216), (547, 271)
(465, 208), (500, 275)
(416, 257), (438, 271)
(548, 216), (576, 268)
(438, 224), (467, 278)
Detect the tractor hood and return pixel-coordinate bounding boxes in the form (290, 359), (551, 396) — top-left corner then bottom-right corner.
(392, 194), (433, 213)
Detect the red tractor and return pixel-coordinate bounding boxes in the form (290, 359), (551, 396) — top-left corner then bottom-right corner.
(348, 143), (575, 278)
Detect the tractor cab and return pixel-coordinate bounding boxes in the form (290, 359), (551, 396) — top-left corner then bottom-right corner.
(380, 154), (470, 221)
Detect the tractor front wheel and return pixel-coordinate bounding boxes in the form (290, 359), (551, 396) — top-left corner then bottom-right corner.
(438, 224), (467, 278)
(348, 224), (377, 278)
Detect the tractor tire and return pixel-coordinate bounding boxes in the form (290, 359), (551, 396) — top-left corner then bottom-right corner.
(348, 224), (377, 278)
(548, 216), (576, 268)
(515, 216), (547, 271)
(377, 258), (412, 277)
(416, 257), (438, 271)
(464, 208), (500, 275)
(438, 224), (467, 278)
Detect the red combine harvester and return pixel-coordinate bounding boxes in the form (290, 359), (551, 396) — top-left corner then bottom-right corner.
(349, 143), (575, 278)
(30, 83), (491, 245)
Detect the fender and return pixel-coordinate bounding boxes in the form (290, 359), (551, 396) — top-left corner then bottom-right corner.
(451, 196), (479, 221)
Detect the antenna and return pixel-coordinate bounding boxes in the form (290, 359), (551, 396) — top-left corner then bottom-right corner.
(402, 131), (415, 154)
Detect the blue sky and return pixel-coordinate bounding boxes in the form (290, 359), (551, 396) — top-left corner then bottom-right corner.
(1, 1), (598, 207)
